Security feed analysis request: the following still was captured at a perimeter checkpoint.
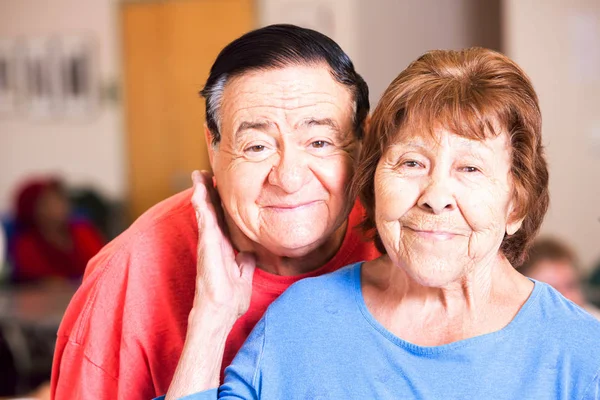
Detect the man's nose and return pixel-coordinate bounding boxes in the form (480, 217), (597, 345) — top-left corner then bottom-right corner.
(267, 147), (311, 194)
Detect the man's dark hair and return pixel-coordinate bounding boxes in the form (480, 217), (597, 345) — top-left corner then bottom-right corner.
(200, 24), (369, 144)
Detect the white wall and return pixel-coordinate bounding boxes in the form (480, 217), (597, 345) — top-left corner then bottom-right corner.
(356, 0), (500, 104)
(0, 0), (124, 214)
(260, 0), (500, 105)
(504, 0), (600, 269)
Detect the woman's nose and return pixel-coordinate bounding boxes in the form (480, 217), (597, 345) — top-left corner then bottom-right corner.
(417, 177), (457, 214)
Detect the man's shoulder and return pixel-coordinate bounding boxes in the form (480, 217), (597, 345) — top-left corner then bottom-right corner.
(120, 188), (196, 245)
(59, 189), (198, 343)
(84, 189), (197, 277)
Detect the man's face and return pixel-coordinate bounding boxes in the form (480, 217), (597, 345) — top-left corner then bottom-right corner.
(208, 64), (357, 257)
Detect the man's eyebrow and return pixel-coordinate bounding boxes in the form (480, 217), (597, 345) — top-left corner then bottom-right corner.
(235, 120), (273, 136)
(299, 118), (341, 132)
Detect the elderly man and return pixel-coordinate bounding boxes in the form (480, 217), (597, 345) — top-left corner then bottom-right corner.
(51, 24), (378, 399)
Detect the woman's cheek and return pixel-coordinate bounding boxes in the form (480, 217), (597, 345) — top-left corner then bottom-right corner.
(456, 186), (507, 234)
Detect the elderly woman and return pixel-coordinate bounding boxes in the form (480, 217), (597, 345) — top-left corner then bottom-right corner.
(182, 48), (600, 399)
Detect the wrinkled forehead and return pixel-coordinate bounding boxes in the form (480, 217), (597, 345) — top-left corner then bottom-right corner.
(226, 64), (352, 104)
(390, 122), (511, 155)
(217, 65), (356, 143)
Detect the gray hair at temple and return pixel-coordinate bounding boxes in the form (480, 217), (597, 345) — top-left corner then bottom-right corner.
(199, 24), (370, 144)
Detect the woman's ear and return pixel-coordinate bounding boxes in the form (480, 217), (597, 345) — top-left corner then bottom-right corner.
(506, 217), (524, 236)
(505, 198), (525, 236)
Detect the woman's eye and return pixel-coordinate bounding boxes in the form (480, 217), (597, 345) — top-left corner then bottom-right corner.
(402, 160), (421, 168)
(310, 140), (330, 148)
(461, 166), (480, 173)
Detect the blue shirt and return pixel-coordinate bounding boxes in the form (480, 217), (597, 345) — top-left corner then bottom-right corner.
(175, 262), (600, 399)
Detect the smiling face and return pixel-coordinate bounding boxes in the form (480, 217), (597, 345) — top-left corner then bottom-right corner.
(374, 128), (523, 287)
(208, 64), (358, 257)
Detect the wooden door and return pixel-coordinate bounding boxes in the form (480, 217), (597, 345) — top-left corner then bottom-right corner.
(122, 0), (255, 219)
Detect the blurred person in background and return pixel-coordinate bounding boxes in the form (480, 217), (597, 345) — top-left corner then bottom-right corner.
(52, 24), (378, 400)
(0, 221), (7, 282)
(520, 237), (600, 320)
(10, 177), (105, 282)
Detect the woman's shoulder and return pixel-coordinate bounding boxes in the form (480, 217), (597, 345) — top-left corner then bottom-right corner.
(265, 262), (363, 320)
(531, 280), (600, 354)
(280, 262), (360, 297)
(535, 280), (600, 327)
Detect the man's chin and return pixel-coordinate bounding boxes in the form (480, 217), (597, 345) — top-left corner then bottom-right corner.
(264, 237), (326, 258)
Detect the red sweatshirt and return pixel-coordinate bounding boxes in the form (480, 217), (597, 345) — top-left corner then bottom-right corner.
(51, 189), (379, 399)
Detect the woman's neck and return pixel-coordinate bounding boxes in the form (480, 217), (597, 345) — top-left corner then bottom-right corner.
(362, 254), (534, 346)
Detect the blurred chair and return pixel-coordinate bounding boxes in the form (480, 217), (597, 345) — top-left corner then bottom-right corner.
(69, 186), (127, 241)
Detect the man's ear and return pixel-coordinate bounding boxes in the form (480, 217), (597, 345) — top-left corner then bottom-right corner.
(354, 113), (371, 159)
(204, 124), (216, 168)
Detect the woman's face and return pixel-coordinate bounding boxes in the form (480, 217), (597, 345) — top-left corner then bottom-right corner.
(374, 128), (522, 287)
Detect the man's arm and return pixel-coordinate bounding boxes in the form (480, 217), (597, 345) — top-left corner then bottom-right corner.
(165, 171), (255, 399)
(52, 335), (118, 399)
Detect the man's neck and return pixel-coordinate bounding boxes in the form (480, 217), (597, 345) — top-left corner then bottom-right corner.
(225, 216), (348, 277)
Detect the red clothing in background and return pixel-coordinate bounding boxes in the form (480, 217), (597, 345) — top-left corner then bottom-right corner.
(51, 189), (379, 399)
(11, 178), (104, 281)
(13, 221), (104, 281)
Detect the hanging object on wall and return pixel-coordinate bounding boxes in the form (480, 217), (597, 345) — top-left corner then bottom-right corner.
(2, 35), (98, 120)
(59, 35), (98, 118)
(0, 39), (17, 116)
(19, 37), (62, 119)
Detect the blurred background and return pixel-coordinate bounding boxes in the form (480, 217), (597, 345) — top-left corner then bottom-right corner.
(0, 0), (598, 397)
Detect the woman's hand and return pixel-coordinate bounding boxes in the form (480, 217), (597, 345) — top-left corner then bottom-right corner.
(165, 171), (256, 400)
(190, 170), (256, 321)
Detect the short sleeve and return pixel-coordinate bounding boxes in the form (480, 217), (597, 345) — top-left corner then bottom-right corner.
(582, 370), (600, 400)
(217, 315), (267, 399)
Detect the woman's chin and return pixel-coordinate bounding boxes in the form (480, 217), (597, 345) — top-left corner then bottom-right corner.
(399, 262), (468, 289)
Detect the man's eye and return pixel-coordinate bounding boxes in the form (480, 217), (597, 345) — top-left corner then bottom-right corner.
(246, 145), (265, 153)
(461, 166), (480, 173)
